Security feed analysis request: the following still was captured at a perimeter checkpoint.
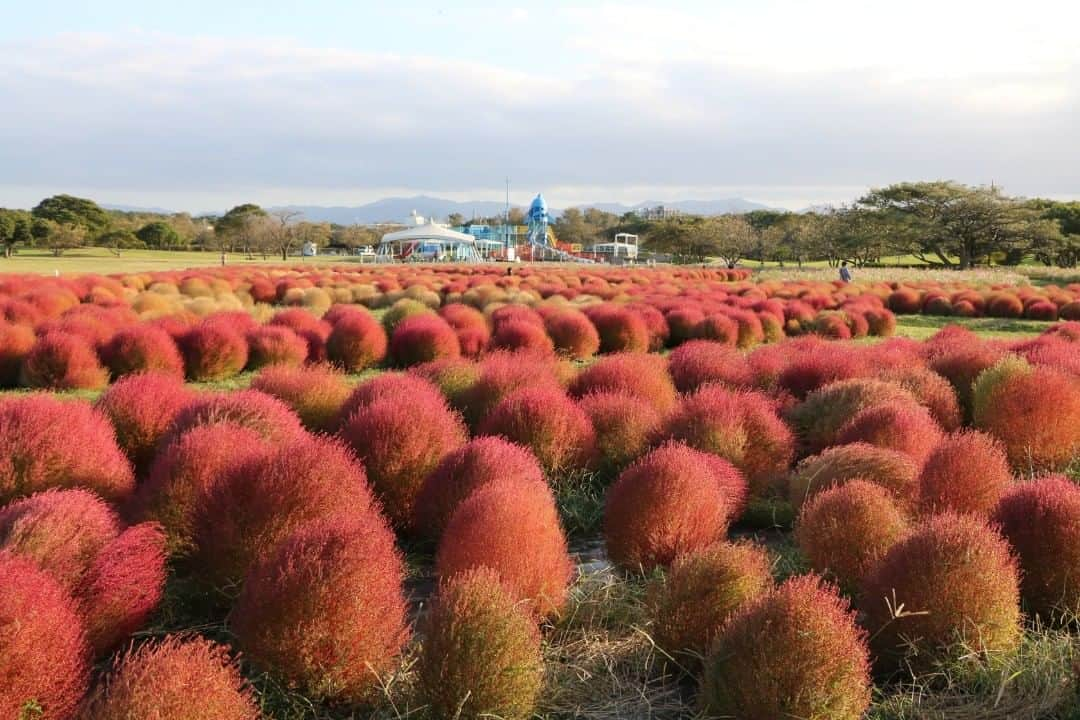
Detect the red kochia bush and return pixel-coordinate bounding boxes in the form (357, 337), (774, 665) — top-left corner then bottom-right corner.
(776, 346), (865, 400)
(701, 575), (871, 720)
(695, 313), (739, 346)
(180, 322), (249, 381)
(656, 385), (794, 497)
(861, 513), (1021, 670)
(95, 372), (194, 474)
(81, 635), (260, 720)
(795, 480), (908, 593)
(437, 477), (573, 619)
(489, 318), (555, 356)
(245, 324), (309, 368)
(163, 390), (306, 447)
(605, 443), (746, 571)
(249, 363), (352, 433)
(789, 443), (919, 513)
(76, 522), (167, 655)
(100, 325), (185, 379)
(928, 343), (1004, 419)
(786, 378), (915, 455)
(993, 475), (1080, 617)
(269, 307), (332, 362)
(568, 352), (678, 411)
(648, 542), (773, 667)
(194, 435), (376, 586)
(836, 400), (944, 467)
(231, 513), (409, 705)
(918, 431), (1012, 517)
(586, 304), (650, 353)
(0, 552), (90, 720)
(0, 395), (134, 504)
(20, 332), (109, 390)
(667, 339), (753, 393)
(414, 436), (546, 540)
(544, 309), (600, 359)
(0, 321), (35, 387)
(882, 365), (963, 431)
(459, 351), (563, 426)
(577, 391), (663, 470)
(440, 303), (491, 357)
(326, 311), (388, 371)
(477, 386), (596, 477)
(390, 313), (462, 366)
(417, 567), (543, 720)
(336, 371), (449, 429)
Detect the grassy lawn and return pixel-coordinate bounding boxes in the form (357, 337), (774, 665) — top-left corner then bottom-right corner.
(0, 247), (370, 274)
(893, 314), (1049, 340)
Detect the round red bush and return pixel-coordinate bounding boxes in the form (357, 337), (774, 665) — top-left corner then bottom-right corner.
(694, 313), (739, 345)
(489, 318), (555, 356)
(269, 307), (332, 362)
(667, 339), (753, 393)
(918, 430), (1012, 517)
(987, 292), (1025, 318)
(664, 306), (706, 345)
(249, 363), (351, 433)
(788, 443), (919, 513)
(887, 288), (922, 313)
(100, 325), (185, 379)
(414, 436), (546, 541)
(861, 513), (1021, 670)
(577, 391), (663, 470)
(836, 400), (944, 466)
(544, 310), (600, 359)
(605, 443), (745, 571)
(586, 304), (650, 353)
(179, 322), (248, 381)
(0, 395), (134, 504)
(786, 378), (915, 455)
(776, 346), (865, 400)
(326, 312), (388, 371)
(929, 343), (1004, 419)
(795, 480), (908, 593)
(0, 322), (35, 387)
(0, 552), (90, 720)
(163, 390), (306, 448)
(20, 332), (109, 390)
(882, 365), (962, 431)
(245, 324), (308, 369)
(80, 635), (259, 720)
(436, 477), (573, 619)
(1025, 299), (1059, 321)
(390, 313), (462, 367)
(568, 352), (678, 411)
(460, 351), (564, 426)
(95, 372), (194, 475)
(230, 513), (409, 705)
(701, 575), (871, 720)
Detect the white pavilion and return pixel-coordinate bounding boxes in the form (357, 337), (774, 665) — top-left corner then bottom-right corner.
(376, 211), (481, 263)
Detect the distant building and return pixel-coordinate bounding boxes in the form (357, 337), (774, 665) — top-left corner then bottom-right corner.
(301, 241), (317, 257)
(635, 205), (680, 220)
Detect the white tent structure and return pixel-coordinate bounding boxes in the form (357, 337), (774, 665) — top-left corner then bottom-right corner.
(377, 212), (481, 263)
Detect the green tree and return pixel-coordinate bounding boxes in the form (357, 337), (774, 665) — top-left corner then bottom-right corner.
(0, 209), (32, 257)
(34, 220), (86, 256)
(136, 221), (183, 249)
(215, 203), (267, 256)
(31, 195), (110, 237)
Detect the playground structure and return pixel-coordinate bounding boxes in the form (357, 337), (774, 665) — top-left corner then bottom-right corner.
(376, 211), (481, 263)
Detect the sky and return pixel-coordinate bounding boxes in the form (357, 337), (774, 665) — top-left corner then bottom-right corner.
(2, 1), (1078, 213)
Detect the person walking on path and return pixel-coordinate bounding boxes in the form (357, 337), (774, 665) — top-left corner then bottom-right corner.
(839, 261), (852, 283)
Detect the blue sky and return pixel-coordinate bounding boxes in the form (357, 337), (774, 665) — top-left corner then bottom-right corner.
(2, 1), (1078, 212)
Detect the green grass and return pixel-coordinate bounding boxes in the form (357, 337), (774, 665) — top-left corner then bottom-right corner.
(0, 247), (369, 274)
(893, 314), (1049, 340)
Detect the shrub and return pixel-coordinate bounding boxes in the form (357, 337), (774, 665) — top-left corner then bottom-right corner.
(795, 481), (908, 593)
(918, 431), (1012, 517)
(586, 304), (650, 353)
(382, 297), (434, 334)
(568, 352), (678, 411)
(137, 423), (270, 555)
(436, 478), (573, 619)
(861, 513), (1021, 671)
(230, 513), (409, 705)
(992, 475), (1080, 618)
(577, 391), (663, 470)
(987, 292), (1024, 318)
(489, 319), (555, 356)
(94, 372), (194, 474)
(788, 443), (919, 513)
(657, 385), (794, 497)
(409, 357), (480, 409)
(269, 307), (332, 362)
(414, 436), (546, 541)
(477, 386), (596, 477)
(882, 365), (962, 431)
(76, 522), (167, 655)
(0, 552), (90, 720)
(81, 635), (259, 720)
(20, 332), (109, 390)
(888, 288), (922, 313)
(244, 324), (308, 368)
(701, 575), (871, 720)
(544, 310), (600, 359)
(1025, 299), (1059, 321)
(194, 435), (376, 586)
(249, 363), (351, 433)
(836, 401), (944, 466)
(786, 378), (914, 455)
(390, 314), (461, 366)
(459, 351), (563, 426)
(179, 322), (248, 381)
(648, 541), (772, 668)
(417, 567), (543, 720)
(163, 390), (306, 447)
(440, 303), (491, 357)
(667, 339), (753, 393)
(928, 343), (1004, 419)
(664, 306), (705, 345)
(99, 324), (185, 379)
(604, 443), (745, 571)
(0, 395), (134, 504)
(776, 347), (864, 400)
(326, 312), (388, 371)
(694, 312), (739, 345)
(0, 321), (35, 387)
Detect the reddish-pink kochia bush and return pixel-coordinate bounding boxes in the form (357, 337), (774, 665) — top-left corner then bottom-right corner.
(75, 522), (167, 655)
(836, 401), (944, 467)
(20, 332), (109, 390)
(0, 395), (135, 504)
(194, 435), (376, 586)
(249, 363), (352, 433)
(861, 513), (1021, 670)
(786, 378), (916, 455)
(335, 371), (448, 429)
(439, 302), (490, 357)
(788, 443), (919, 514)
(577, 391), (663, 470)
(489, 318), (555, 356)
(586, 304), (650, 353)
(459, 351), (564, 426)
(1025, 299), (1059, 321)
(414, 436), (546, 541)
(409, 357), (480, 409)
(269, 307), (332, 362)
(882, 365), (963, 431)
(918, 431), (1012, 517)
(477, 386), (596, 477)
(694, 313), (739, 345)
(437, 477), (573, 619)
(887, 287), (923, 314)
(776, 347), (865, 400)
(80, 635), (260, 720)
(0, 488), (120, 591)
(604, 443), (745, 571)
(544, 309), (600, 359)
(993, 475), (1080, 618)
(667, 339), (753, 393)
(812, 312), (854, 340)
(100, 325), (185, 379)
(795, 480), (908, 593)
(136, 423), (271, 555)
(987, 292), (1025, 318)
(928, 343), (1004, 419)
(326, 311), (388, 371)
(390, 313), (462, 366)
(163, 390), (306, 447)
(245, 324), (309, 368)
(230, 513), (409, 705)
(0, 321), (35, 387)
(179, 322), (249, 381)
(0, 552), (90, 720)
(701, 575), (872, 720)
(664, 306), (706, 345)
(648, 541), (773, 668)
(417, 567), (544, 720)
(94, 372), (194, 475)
(568, 352), (678, 411)
(865, 307), (898, 336)
(490, 304), (544, 330)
